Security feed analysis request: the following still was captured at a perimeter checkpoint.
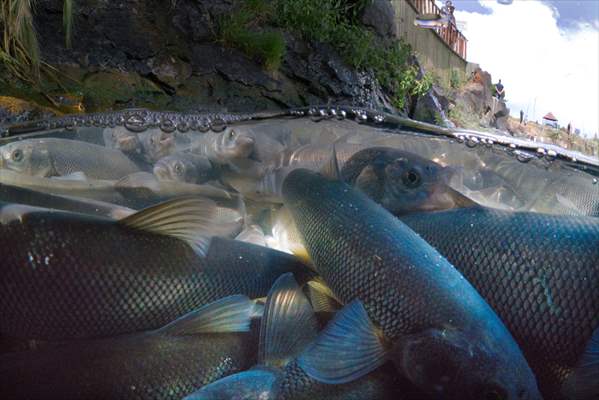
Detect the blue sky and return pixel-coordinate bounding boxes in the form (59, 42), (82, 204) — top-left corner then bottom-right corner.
(445, 0), (599, 137)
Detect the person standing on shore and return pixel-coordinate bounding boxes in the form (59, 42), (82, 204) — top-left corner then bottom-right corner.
(520, 110), (524, 124)
(494, 79), (505, 100)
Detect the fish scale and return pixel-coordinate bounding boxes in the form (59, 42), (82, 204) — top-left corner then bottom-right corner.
(276, 360), (402, 400)
(0, 210), (306, 340)
(400, 207), (599, 397)
(0, 330), (258, 399)
(282, 169), (541, 400)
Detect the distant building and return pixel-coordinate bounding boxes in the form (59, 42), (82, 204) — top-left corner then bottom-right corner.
(542, 112), (558, 128)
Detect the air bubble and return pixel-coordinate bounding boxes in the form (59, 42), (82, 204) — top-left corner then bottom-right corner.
(545, 150), (557, 161)
(210, 118), (226, 132)
(456, 135), (465, 143)
(176, 121), (189, 133)
(124, 114), (148, 133)
(465, 136), (479, 148)
(160, 119), (176, 133)
(338, 110), (347, 119)
(536, 148), (546, 156)
(374, 115), (384, 123)
(509, 143), (517, 149)
(593, 178), (598, 185)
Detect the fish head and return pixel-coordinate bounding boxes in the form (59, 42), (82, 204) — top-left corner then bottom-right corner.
(142, 131), (175, 163)
(112, 130), (141, 153)
(217, 128), (255, 160)
(184, 369), (278, 400)
(342, 147), (467, 214)
(0, 141), (53, 177)
(154, 155), (197, 183)
(392, 328), (541, 400)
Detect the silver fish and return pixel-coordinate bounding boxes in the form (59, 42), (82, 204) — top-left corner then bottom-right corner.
(154, 153), (214, 184)
(190, 128), (254, 164)
(0, 138), (140, 180)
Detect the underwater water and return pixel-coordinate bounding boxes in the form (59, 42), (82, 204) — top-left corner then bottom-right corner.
(0, 107), (597, 400)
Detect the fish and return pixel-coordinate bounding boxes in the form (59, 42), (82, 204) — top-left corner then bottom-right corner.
(0, 296), (261, 400)
(264, 206), (307, 258)
(186, 274), (403, 400)
(0, 183), (134, 219)
(190, 128), (255, 164)
(340, 147), (475, 214)
(281, 167), (541, 400)
(399, 207), (599, 399)
(225, 125), (288, 164)
(154, 153), (214, 184)
(139, 130), (177, 164)
(0, 169), (128, 206)
(0, 138), (140, 180)
(236, 224), (268, 247)
(286, 142), (366, 170)
(115, 172), (233, 207)
(219, 143), (367, 203)
(103, 126), (142, 155)
(0, 197), (309, 340)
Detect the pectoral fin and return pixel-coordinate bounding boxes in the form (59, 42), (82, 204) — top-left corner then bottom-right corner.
(297, 300), (388, 384)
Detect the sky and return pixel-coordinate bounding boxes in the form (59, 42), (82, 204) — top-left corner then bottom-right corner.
(437, 0), (599, 137)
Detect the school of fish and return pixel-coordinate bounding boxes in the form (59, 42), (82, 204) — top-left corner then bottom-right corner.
(0, 113), (597, 400)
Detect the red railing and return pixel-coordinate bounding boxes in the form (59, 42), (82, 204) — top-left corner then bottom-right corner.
(407, 0), (468, 60)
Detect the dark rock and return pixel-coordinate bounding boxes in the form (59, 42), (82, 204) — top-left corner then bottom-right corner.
(6, 0), (398, 119)
(360, 0), (397, 38)
(147, 55), (192, 88)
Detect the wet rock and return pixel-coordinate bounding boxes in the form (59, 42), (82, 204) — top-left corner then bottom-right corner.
(81, 71), (168, 111)
(0, 96), (57, 125)
(360, 0), (397, 38)
(147, 55), (192, 88)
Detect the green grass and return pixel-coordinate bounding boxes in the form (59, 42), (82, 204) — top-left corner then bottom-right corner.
(1, 0), (74, 83)
(218, 0), (432, 110)
(218, 4), (285, 71)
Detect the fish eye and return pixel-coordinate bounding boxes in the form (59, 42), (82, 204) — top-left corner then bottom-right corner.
(228, 130), (236, 139)
(402, 169), (422, 188)
(12, 149), (23, 162)
(174, 163), (183, 173)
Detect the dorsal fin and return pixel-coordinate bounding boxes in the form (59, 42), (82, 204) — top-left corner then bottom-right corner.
(297, 300), (388, 384)
(158, 295), (260, 335)
(118, 196), (217, 256)
(259, 273), (319, 368)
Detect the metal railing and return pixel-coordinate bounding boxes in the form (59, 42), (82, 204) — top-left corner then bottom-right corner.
(407, 0), (468, 60)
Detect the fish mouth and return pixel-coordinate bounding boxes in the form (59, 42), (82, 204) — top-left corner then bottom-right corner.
(152, 164), (170, 181)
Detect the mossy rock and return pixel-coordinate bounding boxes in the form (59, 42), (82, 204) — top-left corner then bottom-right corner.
(81, 71), (168, 111)
(0, 96), (58, 124)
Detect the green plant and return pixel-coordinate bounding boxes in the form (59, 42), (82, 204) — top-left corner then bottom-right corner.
(271, 0), (430, 110)
(217, 1), (285, 70)
(1, 0), (74, 83)
(450, 68), (464, 89)
(63, 0), (73, 49)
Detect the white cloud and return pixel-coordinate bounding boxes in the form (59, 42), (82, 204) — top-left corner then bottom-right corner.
(454, 0), (599, 137)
